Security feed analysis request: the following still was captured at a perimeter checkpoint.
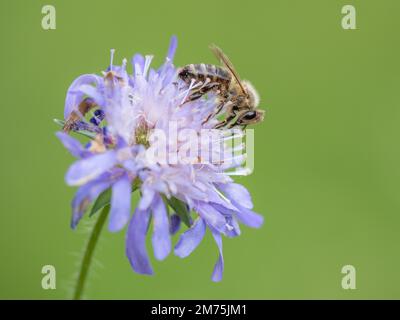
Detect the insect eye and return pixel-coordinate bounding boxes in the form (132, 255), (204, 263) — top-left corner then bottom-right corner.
(242, 111), (257, 120)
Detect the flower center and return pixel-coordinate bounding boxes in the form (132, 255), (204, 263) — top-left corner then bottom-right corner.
(135, 121), (150, 148)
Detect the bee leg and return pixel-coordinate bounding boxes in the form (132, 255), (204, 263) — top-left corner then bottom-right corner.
(202, 101), (226, 125)
(214, 107), (238, 129)
(201, 82), (220, 92)
(186, 91), (204, 102)
(214, 119), (228, 129)
(185, 82), (221, 103)
(214, 115), (234, 129)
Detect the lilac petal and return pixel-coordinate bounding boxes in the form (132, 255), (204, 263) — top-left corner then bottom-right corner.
(210, 202), (262, 230)
(234, 205), (264, 229)
(78, 84), (105, 107)
(122, 159), (138, 174)
(209, 203), (241, 237)
(109, 174), (131, 232)
(218, 183), (253, 209)
(115, 135), (128, 148)
(196, 202), (227, 235)
(210, 228), (224, 282)
(148, 68), (157, 81)
(166, 35), (178, 61)
(64, 74), (102, 119)
(71, 176), (112, 229)
(138, 188), (155, 210)
(55, 131), (89, 158)
(65, 151), (117, 186)
(225, 215), (241, 237)
(159, 62), (176, 87)
(132, 54), (145, 76)
(208, 191), (238, 211)
(169, 214), (181, 235)
(151, 194), (171, 260)
(174, 218), (206, 258)
(126, 207), (153, 275)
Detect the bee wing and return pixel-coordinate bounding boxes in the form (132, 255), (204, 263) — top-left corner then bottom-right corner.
(209, 44), (246, 94)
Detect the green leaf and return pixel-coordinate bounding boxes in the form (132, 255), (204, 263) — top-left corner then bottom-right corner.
(166, 197), (192, 227)
(53, 118), (96, 139)
(90, 188), (112, 217)
(90, 180), (140, 217)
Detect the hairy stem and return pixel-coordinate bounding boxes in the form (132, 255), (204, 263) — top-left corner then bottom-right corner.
(73, 205), (109, 300)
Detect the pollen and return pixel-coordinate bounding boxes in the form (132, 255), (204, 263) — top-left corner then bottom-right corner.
(135, 121), (150, 148)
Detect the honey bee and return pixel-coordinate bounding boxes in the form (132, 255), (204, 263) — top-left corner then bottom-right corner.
(62, 97), (98, 132)
(63, 67), (121, 133)
(178, 44), (265, 129)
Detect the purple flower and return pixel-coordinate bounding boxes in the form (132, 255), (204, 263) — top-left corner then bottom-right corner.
(57, 36), (263, 281)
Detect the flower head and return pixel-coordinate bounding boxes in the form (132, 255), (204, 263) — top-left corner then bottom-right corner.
(57, 36), (263, 281)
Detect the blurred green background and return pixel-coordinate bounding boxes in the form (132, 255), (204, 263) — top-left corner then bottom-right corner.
(1, 0), (399, 299)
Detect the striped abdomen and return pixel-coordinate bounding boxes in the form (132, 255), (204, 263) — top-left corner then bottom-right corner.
(178, 64), (232, 92)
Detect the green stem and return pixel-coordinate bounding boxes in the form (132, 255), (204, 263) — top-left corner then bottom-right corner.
(73, 205), (109, 300)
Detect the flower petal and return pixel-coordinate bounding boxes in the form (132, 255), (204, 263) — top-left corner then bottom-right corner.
(132, 54), (145, 76)
(65, 151), (117, 186)
(78, 84), (105, 107)
(218, 183), (253, 209)
(174, 218), (206, 258)
(196, 202), (227, 235)
(138, 188), (155, 210)
(234, 205), (264, 228)
(56, 131), (89, 158)
(166, 35), (178, 61)
(151, 194), (171, 260)
(126, 207), (153, 275)
(210, 228), (224, 282)
(71, 175), (112, 229)
(169, 214), (181, 235)
(108, 174), (131, 232)
(225, 215), (241, 237)
(64, 74), (102, 119)
(209, 203), (241, 237)
(208, 191), (238, 211)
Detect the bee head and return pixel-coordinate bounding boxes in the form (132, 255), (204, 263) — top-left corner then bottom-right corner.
(233, 80), (264, 126)
(242, 80), (260, 108)
(236, 109), (265, 126)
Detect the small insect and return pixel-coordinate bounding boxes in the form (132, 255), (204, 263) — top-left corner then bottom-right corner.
(178, 45), (265, 129)
(63, 97), (97, 132)
(63, 65), (121, 133)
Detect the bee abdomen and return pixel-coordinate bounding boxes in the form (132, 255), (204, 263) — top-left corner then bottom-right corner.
(179, 64), (231, 86)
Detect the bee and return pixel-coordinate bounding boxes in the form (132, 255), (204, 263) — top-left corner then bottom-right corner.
(63, 65), (121, 133)
(62, 97), (97, 132)
(178, 44), (265, 129)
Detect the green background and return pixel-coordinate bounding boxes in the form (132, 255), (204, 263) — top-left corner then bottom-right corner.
(1, 0), (399, 299)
